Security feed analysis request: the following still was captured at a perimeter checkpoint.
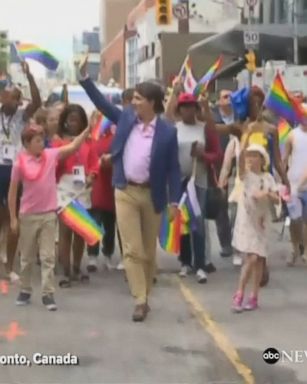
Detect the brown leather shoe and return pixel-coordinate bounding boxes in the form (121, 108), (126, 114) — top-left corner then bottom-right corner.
(132, 304), (147, 322)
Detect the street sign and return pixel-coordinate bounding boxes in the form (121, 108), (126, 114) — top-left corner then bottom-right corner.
(173, 3), (188, 20)
(244, 0), (260, 18)
(244, 31), (259, 46)
(245, 0), (258, 6)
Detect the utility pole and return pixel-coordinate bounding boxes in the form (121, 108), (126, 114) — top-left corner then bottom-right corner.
(178, 0), (190, 33)
(248, 5), (253, 87)
(293, 0), (299, 65)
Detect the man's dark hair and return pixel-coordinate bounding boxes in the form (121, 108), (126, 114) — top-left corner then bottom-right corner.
(58, 104), (88, 137)
(122, 88), (134, 104)
(135, 82), (165, 114)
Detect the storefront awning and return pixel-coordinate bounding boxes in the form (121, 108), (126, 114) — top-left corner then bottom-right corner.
(188, 27), (294, 62)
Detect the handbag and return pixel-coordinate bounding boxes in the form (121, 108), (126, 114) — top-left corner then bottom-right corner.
(204, 163), (224, 220)
(228, 136), (242, 203)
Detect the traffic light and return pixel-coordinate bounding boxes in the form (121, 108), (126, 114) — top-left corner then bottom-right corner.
(0, 31), (8, 73)
(155, 0), (172, 25)
(245, 49), (256, 72)
(0, 31), (8, 51)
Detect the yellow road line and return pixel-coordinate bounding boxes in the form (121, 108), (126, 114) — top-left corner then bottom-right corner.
(177, 277), (255, 384)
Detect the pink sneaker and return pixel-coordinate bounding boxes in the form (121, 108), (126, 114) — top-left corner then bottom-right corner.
(244, 296), (258, 311)
(232, 292), (243, 313)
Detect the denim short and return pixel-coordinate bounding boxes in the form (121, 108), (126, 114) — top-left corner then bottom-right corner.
(287, 192), (307, 220)
(0, 165), (12, 206)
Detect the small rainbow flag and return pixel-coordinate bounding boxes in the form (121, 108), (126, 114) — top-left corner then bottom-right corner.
(193, 56), (223, 97)
(15, 43), (59, 71)
(180, 204), (190, 235)
(278, 118), (292, 155)
(59, 200), (104, 246)
(264, 72), (306, 124)
(159, 210), (182, 255)
(92, 113), (113, 141)
(182, 57), (197, 94)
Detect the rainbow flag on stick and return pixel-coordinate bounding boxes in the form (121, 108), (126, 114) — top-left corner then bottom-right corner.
(159, 182), (201, 255)
(264, 72), (306, 124)
(193, 55), (223, 97)
(15, 43), (59, 71)
(159, 210), (182, 255)
(277, 118), (292, 155)
(92, 113), (112, 141)
(181, 57), (197, 94)
(59, 200), (104, 246)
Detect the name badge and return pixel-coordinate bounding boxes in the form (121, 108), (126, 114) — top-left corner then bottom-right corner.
(2, 144), (15, 162)
(73, 165), (86, 185)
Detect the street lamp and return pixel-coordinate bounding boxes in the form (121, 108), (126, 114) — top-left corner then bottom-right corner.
(291, 0), (299, 65)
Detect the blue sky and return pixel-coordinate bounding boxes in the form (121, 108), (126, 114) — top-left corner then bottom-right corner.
(0, 0), (100, 61)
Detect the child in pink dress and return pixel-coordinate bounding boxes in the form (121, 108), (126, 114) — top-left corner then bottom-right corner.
(231, 143), (279, 313)
(8, 123), (89, 311)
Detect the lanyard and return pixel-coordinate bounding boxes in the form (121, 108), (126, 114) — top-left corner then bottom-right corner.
(1, 112), (14, 140)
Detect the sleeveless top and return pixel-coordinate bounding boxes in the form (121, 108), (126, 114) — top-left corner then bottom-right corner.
(288, 127), (307, 190)
(176, 121), (207, 188)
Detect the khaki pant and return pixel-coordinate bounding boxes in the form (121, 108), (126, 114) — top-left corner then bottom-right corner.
(115, 186), (161, 305)
(19, 212), (57, 295)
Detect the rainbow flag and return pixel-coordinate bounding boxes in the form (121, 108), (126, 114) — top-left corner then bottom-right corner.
(180, 204), (190, 235)
(15, 43), (59, 71)
(59, 200), (104, 246)
(264, 72), (306, 124)
(180, 199), (199, 235)
(193, 56), (223, 97)
(159, 210), (182, 255)
(182, 57), (197, 94)
(278, 118), (292, 155)
(92, 113), (112, 140)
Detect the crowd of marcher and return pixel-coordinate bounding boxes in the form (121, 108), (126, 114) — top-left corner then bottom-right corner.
(1, 56), (307, 321)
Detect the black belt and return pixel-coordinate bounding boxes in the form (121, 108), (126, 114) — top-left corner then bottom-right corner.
(127, 181), (150, 188)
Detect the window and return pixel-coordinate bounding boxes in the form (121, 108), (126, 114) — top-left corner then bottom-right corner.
(258, 2), (263, 24)
(111, 61), (121, 83)
(126, 36), (138, 87)
(270, 0), (275, 23)
(278, 0), (288, 23)
(151, 43), (155, 58)
(155, 57), (161, 79)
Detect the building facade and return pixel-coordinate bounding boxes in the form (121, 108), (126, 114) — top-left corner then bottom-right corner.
(124, 0), (241, 87)
(100, 0), (140, 47)
(73, 27), (100, 82)
(241, 0), (307, 63)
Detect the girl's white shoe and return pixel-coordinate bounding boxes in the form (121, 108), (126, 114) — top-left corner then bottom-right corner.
(233, 254), (243, 267)
(9, 271), (20, 284)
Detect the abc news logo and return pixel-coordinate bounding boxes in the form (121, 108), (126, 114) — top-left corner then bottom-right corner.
(263, 348), (307, 364)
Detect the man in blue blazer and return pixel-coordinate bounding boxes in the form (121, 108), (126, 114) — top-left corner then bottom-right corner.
(79, 57), (181, 322)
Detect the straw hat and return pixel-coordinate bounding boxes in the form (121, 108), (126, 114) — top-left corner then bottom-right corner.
(246, 144), (270, 168)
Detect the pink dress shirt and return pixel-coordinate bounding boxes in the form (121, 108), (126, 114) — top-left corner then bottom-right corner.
(123, 119), (156, 183)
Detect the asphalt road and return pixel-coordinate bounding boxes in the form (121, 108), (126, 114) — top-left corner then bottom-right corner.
(0, 220), (306, 384)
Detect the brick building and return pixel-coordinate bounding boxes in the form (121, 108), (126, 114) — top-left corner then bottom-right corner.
(99, 0), (140, 86)
(101, 0), (240, 88)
